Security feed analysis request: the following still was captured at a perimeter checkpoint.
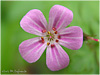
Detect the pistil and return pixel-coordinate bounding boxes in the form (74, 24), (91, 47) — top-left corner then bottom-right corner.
(49, 36), (52, 38)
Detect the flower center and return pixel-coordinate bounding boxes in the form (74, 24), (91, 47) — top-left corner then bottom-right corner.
(47, 31), (55, 41)
(41, 27), (61, 47)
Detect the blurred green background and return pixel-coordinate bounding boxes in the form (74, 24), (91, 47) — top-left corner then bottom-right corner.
(1, 1), (99, 74)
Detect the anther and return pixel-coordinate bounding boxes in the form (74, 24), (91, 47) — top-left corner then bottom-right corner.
(41, 37), (44, 40)
(48, 31), (50, 34)
(58, 35), (61, 39)
(42, 29), (46, 33)
(42, 40), (45, 43)
(47, 42), (50, 46)
(51, 44), (55, 48)
(52, 27), (56, 31)
(56, 40), (59, 42)
(54, 31), (57, 34)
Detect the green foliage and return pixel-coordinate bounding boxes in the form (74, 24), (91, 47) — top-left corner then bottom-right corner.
(1, 1), (99, 74)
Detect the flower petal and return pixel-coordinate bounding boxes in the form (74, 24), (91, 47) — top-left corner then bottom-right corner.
(46, 43), (69, 71)
(19, 37), (47, 63)
(59, 26), (83, 50)
(20, 9), (47, 36)
(49, 5), (73, 31)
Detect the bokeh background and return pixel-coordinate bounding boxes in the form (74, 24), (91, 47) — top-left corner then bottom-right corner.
(1, 1), (99, 74)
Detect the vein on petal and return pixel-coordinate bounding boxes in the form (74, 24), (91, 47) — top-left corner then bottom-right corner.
(26, 16), (44, 30)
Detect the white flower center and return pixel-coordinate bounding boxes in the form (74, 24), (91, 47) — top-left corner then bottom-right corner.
(41, 27), (61, 47)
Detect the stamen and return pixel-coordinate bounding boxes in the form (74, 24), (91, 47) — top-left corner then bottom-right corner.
(41, 37), (44, 40)
(42, 40), (45, 43)
(47, 42), (50, 46)
(51, 44), (55, 48)
(41, 37), (45, 43)
(54, 31), (57, 34)
(58, 35), (61, 39)
(42, 29), (46, 33)
(41, 36), (44, 39)
(56, 40), (59, 42)
(48, 31), (50, 34)
(52, 27), (56, 31)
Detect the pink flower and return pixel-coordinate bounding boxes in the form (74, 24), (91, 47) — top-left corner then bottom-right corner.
(19, 5), (83, 71)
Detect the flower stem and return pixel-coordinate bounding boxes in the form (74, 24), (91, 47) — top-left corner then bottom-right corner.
(83, 33), (99, 42)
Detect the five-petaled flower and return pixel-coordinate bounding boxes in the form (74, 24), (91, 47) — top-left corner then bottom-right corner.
(19, 5), (83, 71)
